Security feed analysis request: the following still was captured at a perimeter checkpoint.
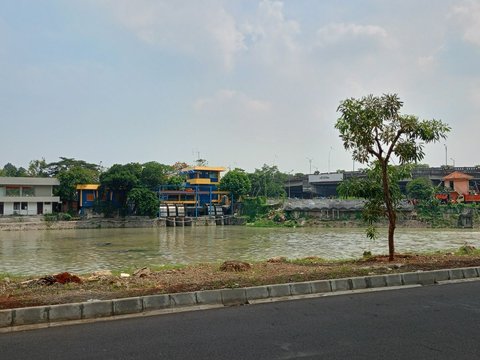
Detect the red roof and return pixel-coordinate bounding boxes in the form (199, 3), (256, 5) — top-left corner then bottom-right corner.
(442, 171), (473, 181)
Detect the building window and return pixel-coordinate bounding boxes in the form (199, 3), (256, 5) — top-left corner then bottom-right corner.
(21, 202), (28, 210)
(86, 194), (95, 202)
(22, 187), (35, 197)
(6, 186), (20, 197)
(13, 202), (20, 210)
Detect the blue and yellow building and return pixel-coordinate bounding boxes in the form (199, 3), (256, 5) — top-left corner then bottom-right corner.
(76, 184), (100, 214)
(159, 166), (230, 214)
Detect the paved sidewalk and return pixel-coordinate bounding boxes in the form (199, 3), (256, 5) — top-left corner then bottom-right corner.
(1, 266), (479, 332)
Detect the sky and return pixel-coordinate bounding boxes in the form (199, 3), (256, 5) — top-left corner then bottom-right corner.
(1, 0), (479, 174)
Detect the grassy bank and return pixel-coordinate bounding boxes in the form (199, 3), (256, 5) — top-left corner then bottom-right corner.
(1, 248), (480, 310)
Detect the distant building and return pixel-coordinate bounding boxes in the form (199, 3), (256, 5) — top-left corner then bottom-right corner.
(159, 165), (230, 216)
(443, 171), (473, 195)
(284, 166), (480, 198)
(76, 184), (100, 215)
(0, 177), (60, 215)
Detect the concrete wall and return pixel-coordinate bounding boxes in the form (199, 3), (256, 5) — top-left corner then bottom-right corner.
(1, 202), (53, 216)
(35, 185), (53, 197)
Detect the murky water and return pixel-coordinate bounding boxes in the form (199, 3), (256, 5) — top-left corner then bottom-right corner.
(0, 226), (479, 275)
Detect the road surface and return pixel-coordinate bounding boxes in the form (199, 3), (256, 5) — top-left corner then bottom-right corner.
(2, 281), (480, 359)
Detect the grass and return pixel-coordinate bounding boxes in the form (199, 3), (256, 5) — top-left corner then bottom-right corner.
(111, 263), (186, 276)
(2, 248), (480, 310)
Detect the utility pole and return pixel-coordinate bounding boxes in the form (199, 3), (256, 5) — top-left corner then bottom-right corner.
(306, 157), (313, 174)
(328, 147), (333, 174)
(444, 144), (447, 167)
(288, 170), (294, 198)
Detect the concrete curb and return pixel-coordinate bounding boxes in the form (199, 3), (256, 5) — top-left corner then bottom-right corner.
(1, 266), (479, 331)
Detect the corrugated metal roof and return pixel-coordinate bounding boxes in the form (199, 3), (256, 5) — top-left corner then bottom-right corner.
(284, 199), (413, 211)
(284, 199), (366, 211)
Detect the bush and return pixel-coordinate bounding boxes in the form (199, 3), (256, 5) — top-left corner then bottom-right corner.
(241, 197), (269, 221)
(44, 212), (73, 221)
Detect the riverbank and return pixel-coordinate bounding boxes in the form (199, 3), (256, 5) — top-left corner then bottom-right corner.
(0, 215), (467, 232)
(2, 250), (480, 310)
(0, 215), (247, 231)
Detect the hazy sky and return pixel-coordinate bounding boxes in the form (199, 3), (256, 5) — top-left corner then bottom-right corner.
(1, 0), (479, 173)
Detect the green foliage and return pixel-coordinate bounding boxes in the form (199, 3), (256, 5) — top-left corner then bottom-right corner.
(2, 163), (27, 177)
(167, 174), (186, 189)
(338, 163), (411, 237)
(100, 163), (141, 192)
(46, 157), (100, 177)
(27, 158), (49, 177)
(93, 199), (118, 218)
(100, 163), (142, 209)
(455, 244), (480, 256)
(241, 197), (269, 220)
(44, 212), (73, 221)
(56, 166), (99, 203)
(219, 168), (251, 200)
(336, 94), (450, 165)
(335, 93), (450, 260)
(140, 162), (175, 191)
(127, 187), (159, 217)
(98, 161), (182, 215)
(248, 164), (287, 198)
(406, 177), (434, 202)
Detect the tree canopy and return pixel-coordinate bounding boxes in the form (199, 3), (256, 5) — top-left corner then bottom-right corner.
(248, 164), (287, 198)
(219, 168), (252, 200)
(140, 162), (176, 191)
(335, 93), (450, 260)
(2, 163), (27, 177)
(406, 177), (435, 202)
(127, 187), (159, 217)
(57, 166), (99, 207)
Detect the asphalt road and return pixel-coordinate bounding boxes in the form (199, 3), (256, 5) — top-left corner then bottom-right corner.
(2, 281), (480, 359)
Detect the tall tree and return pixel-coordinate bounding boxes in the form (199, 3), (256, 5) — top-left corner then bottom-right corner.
(338, 163), (410, 242)
(406, 177), (435, 202)
(27, 158), (49, 177)
(219, 168), (252, 200)
(100, 163), (142, 209)
(57, 166), (99, 210)
(140, 162), (175, 191)
(127, 187), (159, 217)
(335, 93), (450, 260)
(248, 164), (287, 198)
(2, 163), (27, 177)
(46, 157), (100, 177)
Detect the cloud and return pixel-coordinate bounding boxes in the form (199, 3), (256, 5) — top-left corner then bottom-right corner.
(452, 0), (480, 46)
(240, 0), (303, 76)
(194, 89), (271, 113)
(316, 23), (388, 47)
(99, 0), (246, 70)
(243, 0), (300, 51)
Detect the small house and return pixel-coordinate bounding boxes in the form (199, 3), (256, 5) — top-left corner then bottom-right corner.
(0, 177), (60, 215)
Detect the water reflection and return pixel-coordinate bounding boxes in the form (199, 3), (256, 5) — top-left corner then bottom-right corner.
(0, 226), (478, 275)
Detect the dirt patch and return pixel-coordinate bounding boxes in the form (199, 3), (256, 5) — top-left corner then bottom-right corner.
(1, 253), (480, 310)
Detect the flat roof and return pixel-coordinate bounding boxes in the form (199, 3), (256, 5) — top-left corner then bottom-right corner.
(181, 166), (226, 172)
(0, 177), (60, 186)
(76, 184), (100, 190)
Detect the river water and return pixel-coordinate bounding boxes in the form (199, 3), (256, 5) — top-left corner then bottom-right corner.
(0, 226), (479, 275)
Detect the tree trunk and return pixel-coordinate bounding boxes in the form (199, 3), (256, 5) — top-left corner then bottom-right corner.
(388, 216), (396, 261)
(380, 161), (396, 261)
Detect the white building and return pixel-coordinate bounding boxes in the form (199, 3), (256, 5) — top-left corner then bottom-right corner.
(0, 177), (60, 215)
